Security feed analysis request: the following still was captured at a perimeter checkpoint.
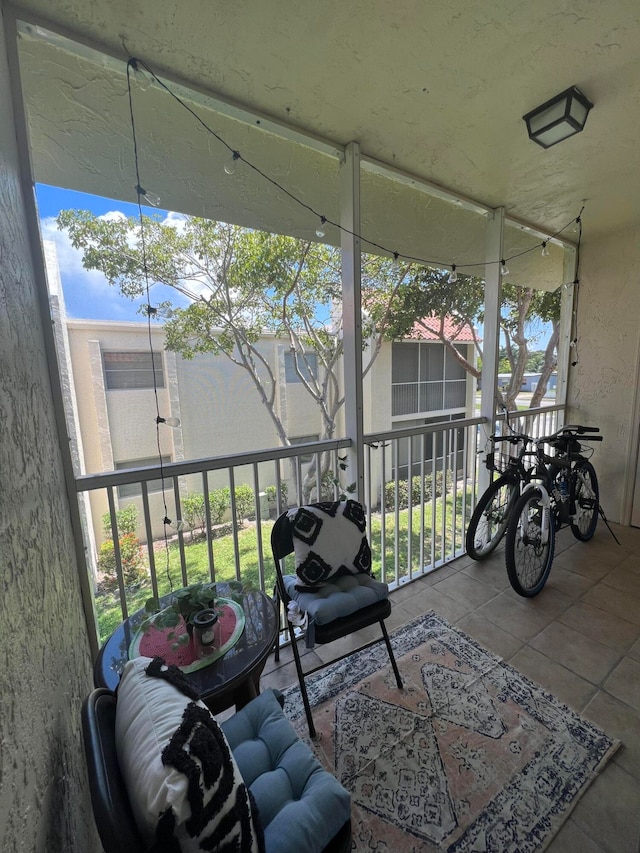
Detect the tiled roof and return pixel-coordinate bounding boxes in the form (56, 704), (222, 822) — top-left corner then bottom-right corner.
(407, 314), (476, 342)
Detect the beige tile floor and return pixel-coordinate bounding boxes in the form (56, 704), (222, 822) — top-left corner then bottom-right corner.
(260, 521), (640, 853)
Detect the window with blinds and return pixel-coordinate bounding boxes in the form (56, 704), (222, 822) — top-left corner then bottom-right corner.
(115, 456), (171, 499)
(284, 351), (318, 383)
(103, 351), (165, 390)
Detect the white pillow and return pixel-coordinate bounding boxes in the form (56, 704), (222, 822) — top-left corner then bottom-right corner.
(115, 656), (263, 852)
(289, 500), (372, 588)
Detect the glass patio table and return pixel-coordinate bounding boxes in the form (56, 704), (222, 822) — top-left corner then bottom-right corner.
(93, 583), (278, 714)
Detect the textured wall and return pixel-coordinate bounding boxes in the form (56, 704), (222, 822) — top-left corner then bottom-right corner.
(0, 10), (98, 853)
(566, 226), (640, 524)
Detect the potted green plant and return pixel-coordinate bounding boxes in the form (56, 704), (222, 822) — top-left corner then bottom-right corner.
(142, 580), (247, 649)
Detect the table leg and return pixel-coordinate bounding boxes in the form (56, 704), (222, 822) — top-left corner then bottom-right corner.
(235, 659), (269, 709)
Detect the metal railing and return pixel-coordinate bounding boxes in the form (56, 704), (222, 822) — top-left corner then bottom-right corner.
(77, 405), (564, 647)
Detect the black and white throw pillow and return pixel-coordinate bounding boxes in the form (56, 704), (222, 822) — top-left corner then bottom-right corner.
(288, 499), (372, 589)
(115, 656), (264, 853)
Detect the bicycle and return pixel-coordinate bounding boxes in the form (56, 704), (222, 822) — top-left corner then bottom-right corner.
(504, 424), (602, 597)
(465, 427), (537, 561)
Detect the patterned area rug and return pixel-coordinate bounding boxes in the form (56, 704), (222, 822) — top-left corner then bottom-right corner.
(282, 611), (619, 853)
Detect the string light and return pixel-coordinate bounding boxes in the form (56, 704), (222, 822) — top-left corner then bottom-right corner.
(162, 516), (186, 532)
(126, 57), (584, 276)
(145, 304), (174, 319)
(569, 215), (583, 367)
(126, 57), (176, 592)
(224, 150), (241, 175)
(135, 184), (161, 207)
(156, 415), (181, 428)
(391, 252), (400, 271)
(130, 58), (153, 90)
(541, 241), (550, 257)
(122, 57), (587, 595)
(315, 216), (327, 238)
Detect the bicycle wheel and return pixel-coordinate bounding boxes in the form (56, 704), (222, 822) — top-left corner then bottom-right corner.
(571, 460), (599, 541)
(505, 487), (555, 596)
(466, 474), (518, 560)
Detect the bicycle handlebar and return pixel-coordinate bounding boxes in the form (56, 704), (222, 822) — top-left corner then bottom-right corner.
(491, 434), (530, 445)
(538, 425), (602, 444)
(563, 424), (600, 433)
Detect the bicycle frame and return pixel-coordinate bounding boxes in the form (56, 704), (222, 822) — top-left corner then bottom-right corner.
(521, 480), (553, 543)
(518, 426), (601, 538)
(504, 423), (602, 597)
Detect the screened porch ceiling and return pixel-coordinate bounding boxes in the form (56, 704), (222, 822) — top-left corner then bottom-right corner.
(10, 0), (640, 292)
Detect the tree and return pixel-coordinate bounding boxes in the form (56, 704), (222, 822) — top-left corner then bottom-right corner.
(58, 211), (407, 496)
(498, 284), (560, 410)
(525, 289), (561, 408)
(368, 265), (560, 411)
(60, 213), (341, 446)
(58, 209), (560, 475)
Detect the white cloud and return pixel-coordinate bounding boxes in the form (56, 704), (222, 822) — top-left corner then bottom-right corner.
(40, 214), (138, 320)
(41, 211), (192, 320)
(99, 210), (127, 223)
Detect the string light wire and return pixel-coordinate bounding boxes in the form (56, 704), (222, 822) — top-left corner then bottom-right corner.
(124, 56), (585, 585)
(126, 60), (176, 592)
(127, 57), (582, 272)
(569, 213), (583, 366)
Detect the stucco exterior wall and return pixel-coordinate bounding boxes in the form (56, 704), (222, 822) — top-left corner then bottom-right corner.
(175, 341), (281, 466)
(0, 9), (97, 851)
(567, 226), (640, 525)
(66, 314), (481, 542)
(67, 322), (328, 541)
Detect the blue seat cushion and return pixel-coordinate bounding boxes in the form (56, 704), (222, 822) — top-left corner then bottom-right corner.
(282, 571), (389, 626)
(221, 690), (350, 853)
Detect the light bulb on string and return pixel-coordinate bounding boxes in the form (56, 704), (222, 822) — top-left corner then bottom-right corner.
(448, 264), (458, 284)
(224, 150), (241, 175)
(130, 58), (153, 91)
(315, 216), (327, 239)
(135, 184), (161, 207)
(156, 415), (181, 428)
(146, 304), (175, 319)
(391, 252), (400, 271)
(541, 241), (550, 257)
(500, 259), (509, 276)
(163, 516), (186, 532)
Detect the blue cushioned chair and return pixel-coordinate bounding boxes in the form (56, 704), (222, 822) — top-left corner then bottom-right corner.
(81, 687), (351, 853)
(272, 501), (403, 738)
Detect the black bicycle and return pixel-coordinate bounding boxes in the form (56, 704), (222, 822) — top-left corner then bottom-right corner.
(504, 424), (602, 596)
(465, 428), (536, 561)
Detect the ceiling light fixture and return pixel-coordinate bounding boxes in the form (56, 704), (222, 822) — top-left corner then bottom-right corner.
(522, 86), (593, 149)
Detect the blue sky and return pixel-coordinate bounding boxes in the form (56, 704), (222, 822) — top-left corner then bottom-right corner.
(36, 183), (185, 321)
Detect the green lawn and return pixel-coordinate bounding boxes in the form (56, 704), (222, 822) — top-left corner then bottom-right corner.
(95, 490), (469, 644)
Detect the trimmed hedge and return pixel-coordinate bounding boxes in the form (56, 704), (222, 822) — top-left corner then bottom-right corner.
(383, 471), (452, 511)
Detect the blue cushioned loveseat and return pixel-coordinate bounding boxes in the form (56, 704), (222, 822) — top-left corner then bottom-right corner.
(81, 675), (351, 853)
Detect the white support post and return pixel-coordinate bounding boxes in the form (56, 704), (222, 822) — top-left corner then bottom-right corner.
(340, 142), (364, 501)
(479, 207), (505, 494)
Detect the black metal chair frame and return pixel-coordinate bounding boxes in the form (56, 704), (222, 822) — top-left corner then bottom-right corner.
(271, 506), (403, 739)
(81, 688), (146, 853)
